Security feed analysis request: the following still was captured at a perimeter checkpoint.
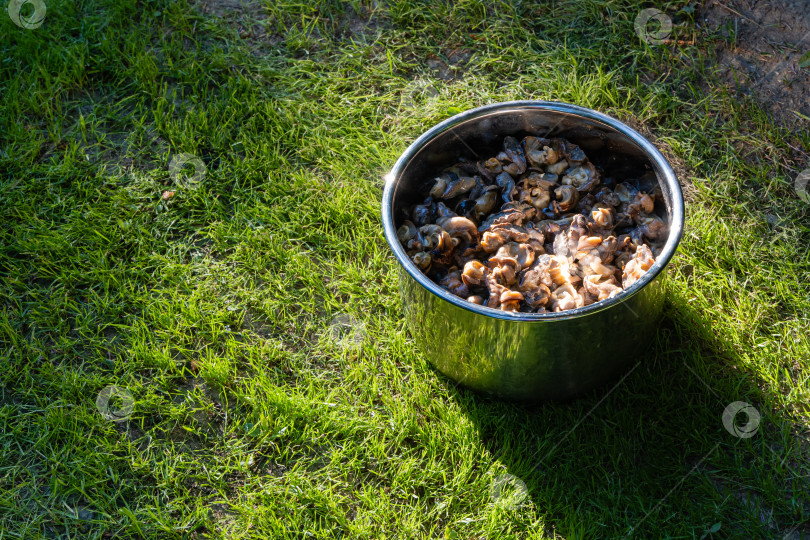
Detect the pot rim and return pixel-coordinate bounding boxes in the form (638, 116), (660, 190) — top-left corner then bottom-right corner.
(382, 100), (684, 321)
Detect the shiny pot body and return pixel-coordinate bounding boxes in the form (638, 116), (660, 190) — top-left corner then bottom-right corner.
(382, 101), (684, 401)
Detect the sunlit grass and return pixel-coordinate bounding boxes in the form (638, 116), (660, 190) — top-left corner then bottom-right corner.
(1, 0), (809, 538)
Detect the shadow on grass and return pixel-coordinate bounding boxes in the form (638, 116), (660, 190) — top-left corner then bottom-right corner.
(440, 298), (810, 538)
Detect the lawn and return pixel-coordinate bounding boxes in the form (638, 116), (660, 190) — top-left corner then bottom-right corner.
(1, 0), (809, 538)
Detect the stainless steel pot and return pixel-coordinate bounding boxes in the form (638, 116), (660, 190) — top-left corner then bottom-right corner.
(382, 101), (684, 401)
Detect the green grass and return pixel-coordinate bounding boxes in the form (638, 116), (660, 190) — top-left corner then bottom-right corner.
(1, 0), (809, 538)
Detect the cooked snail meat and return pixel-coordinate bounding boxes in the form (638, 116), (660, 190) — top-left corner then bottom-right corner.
(399, 135), (666, 313)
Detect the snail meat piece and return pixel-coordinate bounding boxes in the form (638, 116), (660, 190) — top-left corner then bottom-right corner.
(634, 192), (655, 214)
(520, 180), (552, 211)
(524, 136), (560, 169)
(561, 162), (600, 193)
(426, 231), (455, 267)
(554, 185), (579, 212)
(546, 159), (569, 176)
(635, 215), (667, 242)
(550, 282), (584, 312)
(622, 244), (655, 288)
(473, 188), (498, 220)
(595, 187), (621, 207)
(518, 254), (554, 290)
(522, 283), (552, 309)
(411, 251), (431, 271)
(614, 182), (638, 205)
(490, 241), (536, 271)
(479, 157), (503, 181)
(504, 136), (527, 172)
(412, 197), (436, 226)
(583, 274), (623, 302)
(557, 139), (587, 166)
(416, 224), (445, 251)
(397, 220), (417, 245)
(440, 175), (477, 199)
(498, 289), (524, 312)
(548, 254), (580, 287)
(461, 260), (487, 288)
(588, 204), (615, 232)
(437, 215), (479, 245)
(478, 201), (535, 231)
(435, 201), (456, 219)
(467, 175), (487, 200)
(429, 172), (455, 199)
(440, 266), (469, 298)
(480, 224), (530, 252)
(495, 172), (517, 204)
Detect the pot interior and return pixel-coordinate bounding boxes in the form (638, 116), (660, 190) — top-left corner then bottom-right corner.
(391, 106), (677, 234)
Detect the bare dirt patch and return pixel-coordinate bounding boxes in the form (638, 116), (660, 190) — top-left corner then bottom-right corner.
(195, 0), (278, 49)
(697, 0), (810, 125)
(424, 48), (474, 81)
(195, 0), (386, 52)
(336, 3), (387, 43)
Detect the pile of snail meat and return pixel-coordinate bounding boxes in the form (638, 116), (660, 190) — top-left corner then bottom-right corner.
(396, 135), (668, 313)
